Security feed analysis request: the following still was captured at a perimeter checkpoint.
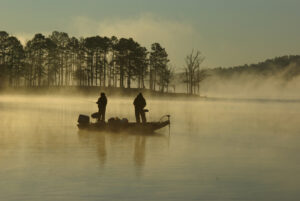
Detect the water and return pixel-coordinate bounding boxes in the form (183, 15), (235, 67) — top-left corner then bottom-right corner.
(1, 95), (300, 201)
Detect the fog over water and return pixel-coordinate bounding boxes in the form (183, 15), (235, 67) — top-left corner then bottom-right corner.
(1, 94), (300, 201)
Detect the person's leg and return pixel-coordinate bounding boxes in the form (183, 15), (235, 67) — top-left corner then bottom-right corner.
(135, 109), (140, 123)
(98, 108), (101, 121)
(102, 108), (106, 122)
(141, 110), (146, 123)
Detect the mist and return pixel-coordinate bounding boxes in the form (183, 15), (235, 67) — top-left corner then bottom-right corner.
(171, 56), (300, 100)
(199, 74), (300, 100)
(2, 0), (300, 200)
(1, 93), (300, 200)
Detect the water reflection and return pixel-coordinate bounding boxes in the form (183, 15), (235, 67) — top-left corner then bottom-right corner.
(96, 133), (107, 166)
(78, 130), (167, 176)
(78, 130), (107, 167)
(134, 135), (146, 176)
(134, 136), (146, 167)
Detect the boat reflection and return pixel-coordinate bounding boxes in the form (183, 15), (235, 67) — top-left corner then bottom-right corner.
(134, 135), (146, 176)
(78, 130), (168, 176)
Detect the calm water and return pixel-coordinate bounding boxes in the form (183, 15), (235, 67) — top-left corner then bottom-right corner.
(1, 95), (300, 201)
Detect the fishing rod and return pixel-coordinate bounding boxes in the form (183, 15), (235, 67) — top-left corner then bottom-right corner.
(79, 99), (97, 104)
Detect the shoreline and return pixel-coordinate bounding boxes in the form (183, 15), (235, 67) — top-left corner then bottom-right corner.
(0, 86), (203, 100)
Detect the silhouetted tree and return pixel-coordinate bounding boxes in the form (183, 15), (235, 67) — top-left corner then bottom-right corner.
(44, 37), (57, 86)
(25, 33), (49, 87)
(184, 50), (206, 95)
(0, 32), (25, 87)
(0, 31), (9, 86)
(6, 36), (25, 86)
(157, 64), (173, 92)
(114, 38), (129, 88)
(0, 30), (176, 93)
(135, 46), (148, 88)
(108, 36), (118, 87)
(49, 31), (70, 86)
(73, 37), (87, 86)
(149, 43), (169, 91)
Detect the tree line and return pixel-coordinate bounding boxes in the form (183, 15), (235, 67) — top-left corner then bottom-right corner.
(208, 55), (300, 80)
(179, 54), (300, 96)
(0, 31), (173, 92)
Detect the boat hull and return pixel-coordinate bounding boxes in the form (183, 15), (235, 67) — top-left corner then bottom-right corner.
(78, 120), (170, 133)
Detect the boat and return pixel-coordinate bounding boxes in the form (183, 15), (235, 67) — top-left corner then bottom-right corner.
(77, 114), (170, 133)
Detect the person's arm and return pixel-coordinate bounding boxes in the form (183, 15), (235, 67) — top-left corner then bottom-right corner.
(142, 98), (146, 108)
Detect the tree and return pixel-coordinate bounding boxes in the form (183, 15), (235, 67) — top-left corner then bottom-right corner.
(114, 38), (129, 88)
(5, 36), (25, 86)
(108, 36), (118, 87)
(0, 30), (174, 93)
(25, 33), (48, 87)
(66, 37), (79, 86)
(157, 64), (173, 92)
(184, 50), (206, 95)
(0, 31), (10, 86)
(74, 37), (87, 86)
(134, 46), (148, 88)
(49, 31), (70, 86)
(149, 43), (169, 91)
(83, 36), (111, 87)
(125, 38), (141, 89)
(44, 37), (57, 86)
(0, 33), (25, 87)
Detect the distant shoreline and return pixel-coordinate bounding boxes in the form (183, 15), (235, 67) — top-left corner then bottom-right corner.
(0, 86), (202, 99)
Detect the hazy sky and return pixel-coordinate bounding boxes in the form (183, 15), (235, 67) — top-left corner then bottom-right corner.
(1, 0), (300, 69)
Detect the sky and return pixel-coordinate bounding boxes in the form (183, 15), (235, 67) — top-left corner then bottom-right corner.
(1, 0), (300, 69)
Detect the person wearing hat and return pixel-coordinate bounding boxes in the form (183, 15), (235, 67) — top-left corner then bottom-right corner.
(133, 93), (147, 123)
(97, 92), (107, 122)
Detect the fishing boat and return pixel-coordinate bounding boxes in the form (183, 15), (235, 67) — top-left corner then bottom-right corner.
(77, 114), (170, 133)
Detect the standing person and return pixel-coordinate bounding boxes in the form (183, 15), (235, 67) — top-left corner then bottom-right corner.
(133, 93), (147, 123)
(97, 92), (107, 122)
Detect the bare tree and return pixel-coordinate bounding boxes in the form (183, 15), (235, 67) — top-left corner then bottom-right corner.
(184, 50), (206, 95)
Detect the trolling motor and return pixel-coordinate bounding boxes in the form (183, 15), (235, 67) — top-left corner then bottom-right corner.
(78, 114), (90, 128)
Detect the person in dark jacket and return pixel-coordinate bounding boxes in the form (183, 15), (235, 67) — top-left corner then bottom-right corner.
(133, 93), (147, 123)
(97, 92), (107, 122)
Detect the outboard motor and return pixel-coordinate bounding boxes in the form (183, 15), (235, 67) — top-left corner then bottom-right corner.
(78, 114), (90, 125)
